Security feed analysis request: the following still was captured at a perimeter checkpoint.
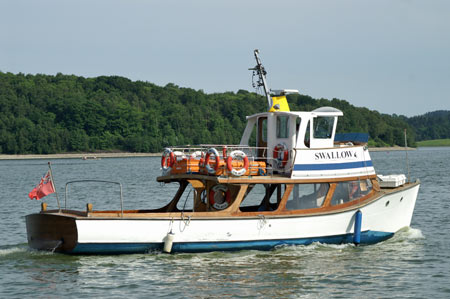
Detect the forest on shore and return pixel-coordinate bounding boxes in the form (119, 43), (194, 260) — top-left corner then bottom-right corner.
(0, 71), (447, 154)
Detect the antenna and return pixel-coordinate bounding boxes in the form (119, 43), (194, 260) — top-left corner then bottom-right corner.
(249, 49), (272, 110)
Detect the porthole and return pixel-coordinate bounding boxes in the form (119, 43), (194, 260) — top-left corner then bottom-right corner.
(400, 197), (403, 202)
(385, 201), (390, 207)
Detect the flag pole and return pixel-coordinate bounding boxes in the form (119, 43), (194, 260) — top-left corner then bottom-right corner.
(404, 129), (411, 183)
(48, 162), (61, 213)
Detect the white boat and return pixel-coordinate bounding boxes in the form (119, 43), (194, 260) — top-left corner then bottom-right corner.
(26, 50), (420, 254)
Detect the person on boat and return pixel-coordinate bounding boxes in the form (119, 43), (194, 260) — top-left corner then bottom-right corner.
(348, 181), (360, 200)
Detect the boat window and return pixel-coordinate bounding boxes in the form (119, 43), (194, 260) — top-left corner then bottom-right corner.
(257, 117), (268, 159)
(277, 116), (289, 138)
(285, 183), (329, 210)
(239, 184), (281, 212)
(313, 116), (334, 139)
(249, 123), (257, 146)
(330, 180), (373, 206)
(304, 121), (310, 148)
(258, 117), (267, 143)
(176, 187), (194, 211)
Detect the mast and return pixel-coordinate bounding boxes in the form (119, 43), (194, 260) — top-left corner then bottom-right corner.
(249, 49), (272, 110)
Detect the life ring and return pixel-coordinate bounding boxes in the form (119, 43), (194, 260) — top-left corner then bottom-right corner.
(209, 184), (231, 210)
(161, 148), (175, 173)
(226, 150), (249, 176)
(204, 148), (221, 175)
(273, 143), (289, 167)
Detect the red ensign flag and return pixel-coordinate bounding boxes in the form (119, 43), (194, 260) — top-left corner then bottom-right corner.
(28, 170), (55, 200)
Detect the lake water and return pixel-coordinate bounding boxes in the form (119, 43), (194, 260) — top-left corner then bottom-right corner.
(1, 148), (449, 298)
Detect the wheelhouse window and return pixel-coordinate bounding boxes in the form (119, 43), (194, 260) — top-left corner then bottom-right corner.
(304, 121), (310, 148)
(313, 116), (334, 139)
(285, 183), (329, 210)
(277, 116), (289, 138)
(330, 180), (373, 206)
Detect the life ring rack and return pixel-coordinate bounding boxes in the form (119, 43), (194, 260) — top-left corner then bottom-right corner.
(209, 184), (231, 210)
(226, 150), (249, 176)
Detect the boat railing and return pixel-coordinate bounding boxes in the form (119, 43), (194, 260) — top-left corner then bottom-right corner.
(168, 144), (267, 161)
(164, 145), (275, 176)
(64, 180), (124, 217)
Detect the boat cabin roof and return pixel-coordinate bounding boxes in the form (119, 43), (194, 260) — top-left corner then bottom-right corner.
(245, 106), (343, 120)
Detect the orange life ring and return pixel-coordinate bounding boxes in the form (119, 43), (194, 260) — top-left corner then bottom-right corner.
(161, 148), (175, 173)
(209, 184), (231, 210)
(273, 143), (289, 167)
(226, 150), (249, 176)
(204, 148), (221, 175)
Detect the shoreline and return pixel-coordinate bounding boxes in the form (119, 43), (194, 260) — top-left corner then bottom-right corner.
(368, 146), (416, 152)
(0, 152), (162, 160)
(0, 147), (417, 160)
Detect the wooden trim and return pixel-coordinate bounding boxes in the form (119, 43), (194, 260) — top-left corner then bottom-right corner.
(316, 190), (376, 213)
(158, 171), (377, 185)
(228, 185), (249, 214)
(157, 174), (220, 183)
(278, 184), (294, 210)
(42, 179), (419, 220)
(372, 178), (381, 192)
(322, 183), (337, 207)
(218, 175), (377, 184)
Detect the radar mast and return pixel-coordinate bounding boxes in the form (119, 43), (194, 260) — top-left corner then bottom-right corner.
(249, 49), (272, 110)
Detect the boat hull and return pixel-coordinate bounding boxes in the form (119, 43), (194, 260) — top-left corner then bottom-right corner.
(26, 182), (419, 254)
(69, 231), (393, 254)
(26, 213), (78, 252)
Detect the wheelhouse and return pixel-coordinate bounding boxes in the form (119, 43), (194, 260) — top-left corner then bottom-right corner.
(239, 107), (343, 174)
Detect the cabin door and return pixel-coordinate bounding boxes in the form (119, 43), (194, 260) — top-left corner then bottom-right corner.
(257, 117), (267, 160)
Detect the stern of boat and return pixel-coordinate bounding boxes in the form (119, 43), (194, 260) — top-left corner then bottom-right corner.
(26, 213), (78, 253)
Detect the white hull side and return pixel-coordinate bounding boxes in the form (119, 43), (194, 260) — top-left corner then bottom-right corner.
(75, 184), (419, 250)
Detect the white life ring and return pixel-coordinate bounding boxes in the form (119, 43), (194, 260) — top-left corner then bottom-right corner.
(209, 184), (231, 210)
(226, 150), (249, 176)
(161, 148), (175, 174)
(204, 148), (221, 175)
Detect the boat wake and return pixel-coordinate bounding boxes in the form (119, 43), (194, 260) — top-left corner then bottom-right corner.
(0, 244), (58, 258)
(0, 245), (28, 257)
(391, 227), (424, 241)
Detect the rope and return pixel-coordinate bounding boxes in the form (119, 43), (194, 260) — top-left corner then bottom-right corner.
(180, 188), (192, 232)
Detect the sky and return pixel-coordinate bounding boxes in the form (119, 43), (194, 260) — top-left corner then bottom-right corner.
(1, 0), (449, 117)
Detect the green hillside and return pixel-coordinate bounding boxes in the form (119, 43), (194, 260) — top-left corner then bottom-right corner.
(406, 110), (450, 141)
(0, 72), (416, 154)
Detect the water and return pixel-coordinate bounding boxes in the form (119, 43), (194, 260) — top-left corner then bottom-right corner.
(1, 148), (449, 298)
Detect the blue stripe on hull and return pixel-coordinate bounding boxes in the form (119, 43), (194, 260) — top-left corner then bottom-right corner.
(70, 231), (393, 254)
(293, 160), (373, 171)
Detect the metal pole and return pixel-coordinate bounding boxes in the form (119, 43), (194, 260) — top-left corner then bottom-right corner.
(48, 162), (61, 213)
(404, 129), (411, 183)
(250, 49), (272, 110)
